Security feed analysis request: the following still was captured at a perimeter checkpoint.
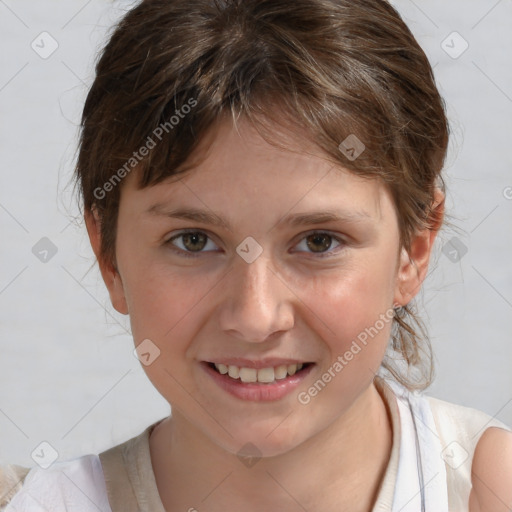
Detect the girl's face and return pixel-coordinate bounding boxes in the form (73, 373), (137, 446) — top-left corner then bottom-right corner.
(96, 117), (422, 457)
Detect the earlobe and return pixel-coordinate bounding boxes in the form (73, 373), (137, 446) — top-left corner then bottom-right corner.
(84, 206), (129, 316)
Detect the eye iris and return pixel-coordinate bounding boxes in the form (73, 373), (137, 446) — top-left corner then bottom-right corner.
(306, 233), (331, 253)
(183, 232), (207, 251)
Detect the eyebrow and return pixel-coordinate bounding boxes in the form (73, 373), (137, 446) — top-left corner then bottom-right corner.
(146, 204), (372, 231)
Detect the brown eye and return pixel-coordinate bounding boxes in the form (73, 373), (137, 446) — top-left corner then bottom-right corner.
(166, 231), (217, 257)
(305, 233), (332, 253)
(295, 231), (344, 258)
(181, 232), (208, 252)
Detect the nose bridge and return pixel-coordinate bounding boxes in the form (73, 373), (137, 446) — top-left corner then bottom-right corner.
(219, 251), (294, 342)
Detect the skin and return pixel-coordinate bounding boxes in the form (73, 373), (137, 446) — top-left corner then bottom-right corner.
(84, 115), (511, 511)
(469, 427), (512, 512)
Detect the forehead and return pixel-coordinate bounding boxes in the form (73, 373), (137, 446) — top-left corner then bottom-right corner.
(120, 116), (387, 222)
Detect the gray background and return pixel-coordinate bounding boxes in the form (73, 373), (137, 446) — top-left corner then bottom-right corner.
(0, 0), (511, 468)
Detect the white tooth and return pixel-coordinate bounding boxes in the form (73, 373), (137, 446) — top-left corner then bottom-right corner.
(257, 367), (275, 383)
(216, 363), (228, 374)
(287, 364), (297, 376)
(297, 363), (303, 371)
(274, 365), (288, 379)
(228, 365), (240, 379)
(239, 367), (257, 383)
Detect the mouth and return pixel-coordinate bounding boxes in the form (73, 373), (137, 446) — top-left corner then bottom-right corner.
(207, 361), (314, 383)
(201, 360), (315, 401)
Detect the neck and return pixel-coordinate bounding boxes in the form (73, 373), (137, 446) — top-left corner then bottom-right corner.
(150, 380), (392, 512)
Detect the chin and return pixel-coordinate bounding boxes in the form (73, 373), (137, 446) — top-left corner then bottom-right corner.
(210, 419), (313, 460)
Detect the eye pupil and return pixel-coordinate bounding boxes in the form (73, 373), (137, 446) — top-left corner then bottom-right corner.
(306, 233), (331, 253)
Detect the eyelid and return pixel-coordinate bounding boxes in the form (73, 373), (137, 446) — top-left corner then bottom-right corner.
(165, 228), (347, 258)
(291, 230), (346, 258)
(165, 229), (221, 256)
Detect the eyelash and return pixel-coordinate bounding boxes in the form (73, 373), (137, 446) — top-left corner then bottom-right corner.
(164, 230), (346, 259)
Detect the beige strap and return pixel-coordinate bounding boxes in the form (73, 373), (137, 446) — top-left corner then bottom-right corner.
(0, 464), (31, 509)
(98, 445), (140, 512)
(98, 420), (167, 512)
(371, 377), (401, 511)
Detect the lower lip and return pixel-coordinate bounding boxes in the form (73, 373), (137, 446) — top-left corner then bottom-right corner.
(201, 362), (314, 402)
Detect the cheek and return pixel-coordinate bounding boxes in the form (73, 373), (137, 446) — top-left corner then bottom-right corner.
(126, 267), (208, 344)
(122, 263), (216, 400)
(293, 263), (395, 415)
(307, 254), (397, 350)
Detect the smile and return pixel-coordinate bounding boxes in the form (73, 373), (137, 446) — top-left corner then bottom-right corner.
(202, 361), (315, 401)
(211, 362), (310, 383)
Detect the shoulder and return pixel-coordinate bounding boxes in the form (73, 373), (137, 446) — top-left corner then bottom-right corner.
(424, 394), (512, 511)
(470, 427), (512, 512)
(1, 454), (111, 512)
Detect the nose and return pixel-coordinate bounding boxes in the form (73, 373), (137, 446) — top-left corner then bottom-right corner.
(217, 252), (295, 343)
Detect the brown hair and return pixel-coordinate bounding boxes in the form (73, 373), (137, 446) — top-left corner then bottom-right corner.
(74, 0), (449, 391)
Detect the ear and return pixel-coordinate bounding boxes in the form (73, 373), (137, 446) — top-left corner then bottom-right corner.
(394, 188), (445, 307)
(85, 206), (129, 315)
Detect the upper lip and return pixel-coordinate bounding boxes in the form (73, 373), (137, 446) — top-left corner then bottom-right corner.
(204, 358), (312, 369)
